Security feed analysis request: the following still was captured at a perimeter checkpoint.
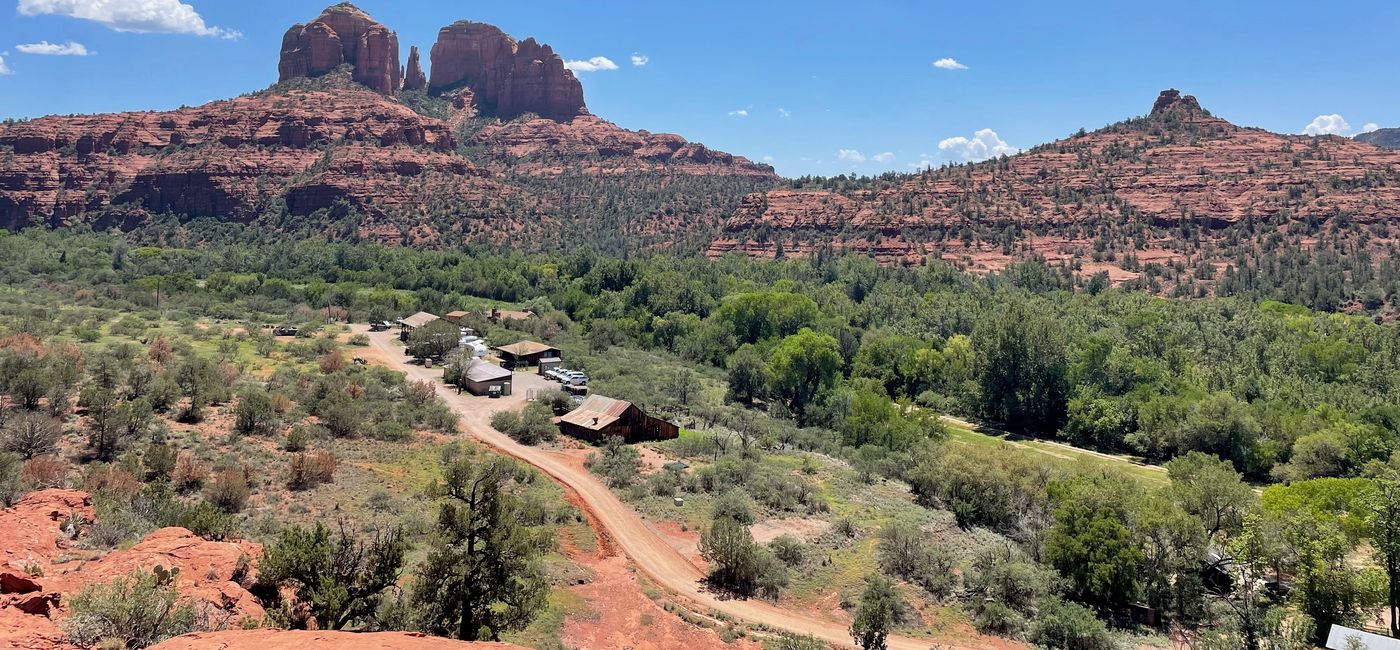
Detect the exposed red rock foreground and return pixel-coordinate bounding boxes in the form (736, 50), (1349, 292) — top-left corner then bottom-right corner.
(0, 489), (263, 650)
(151, 630), (526, 649)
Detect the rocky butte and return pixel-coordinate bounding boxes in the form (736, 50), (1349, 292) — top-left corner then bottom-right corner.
(428, 21), (587, 121)
(279, 2), (402, 95)
(0, 2), (773, 243)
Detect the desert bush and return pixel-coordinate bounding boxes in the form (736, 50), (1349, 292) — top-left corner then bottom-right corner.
(82, 464), (143, 499)
(973, 600), (1026, 637)
(319, 350), (346, 374)
(768, 535), (807, 566)
(348, 333), (370, 346)
(172, 453), (209, 492)
(586, 436), (641, 487)
(2, 411), (61, 459)
(204, 468), (250, 513)
(712, 489), (755, 525)
(61, 568), (204, 648)
(490, 402), (557, 444)
(877, 520), (958, 598)
(287, 451), (337, 490)
(234, 388), (279, 437)
(405, 380), (436, 407)
(22, 454), (71, 488)
(0, 452), (22, 506)
(1026, 598), (1115, 650)
(143, 440), (177, 481)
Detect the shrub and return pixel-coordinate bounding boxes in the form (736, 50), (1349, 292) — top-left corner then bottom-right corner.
(287, 451), (337, 490)
(172, 453), (209, 492)
(283, 424), (311, 452)
(768, 535), (807, 566)
(1026, 598), (1116, 650)
(877, 520), (958, 598)
(348, 333), (370, 346)
(712, 489), (756, 525)
(204, 468), (250, 513)
(82, 465), (143, 500)
(22, 454), (71, 489)
(143, 440), (177, 481)
(61, 568), (204, 648)
(586, 436), (641, 488)
(234, 388), (278, 437)
(490, 402), (557, 445)
(973, 600), (1025, 637)
(0, 452), (22, 506)
(2, 412), (61, 459)
(405, 380), (437, 407)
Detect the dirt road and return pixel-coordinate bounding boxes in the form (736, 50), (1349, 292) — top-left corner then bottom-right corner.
(358, 327), (973, 650)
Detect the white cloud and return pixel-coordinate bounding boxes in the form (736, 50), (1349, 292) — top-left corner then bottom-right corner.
(932, 57), (967, 70)
(564, 56), (618, 73)
(871, 152), (894, 164)
(630, 53), (648, 66)
(0, 55), (11, 75)
(15, 40), (90, 55)
(761, 155), (776, 163)
(777, 107), (791, 118)
(938, 128), (1019, 162)
(18, 0), (240, 39)
(1302, 113), (1352, 136)
(837, 149), (866, 163)
(1362, 122), (1381, 134)
(728, 109), (748, 117)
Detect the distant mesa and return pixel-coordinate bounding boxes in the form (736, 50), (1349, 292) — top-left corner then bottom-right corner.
(277, 3), (587, 121)
(278, 2), (402, 95)
(1150, 88), (1202, 115)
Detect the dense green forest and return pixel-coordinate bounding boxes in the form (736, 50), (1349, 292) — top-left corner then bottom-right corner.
(4, 225), (1400, 648)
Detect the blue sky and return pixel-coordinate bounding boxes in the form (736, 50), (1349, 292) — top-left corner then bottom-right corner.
(2, 0), (1397, 177)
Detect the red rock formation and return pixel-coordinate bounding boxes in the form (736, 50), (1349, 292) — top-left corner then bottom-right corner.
(279, 3), (401, 95)
(403, 45), (427, 91)
(0, 87), (496, 227)
(709, 90), (1400, 276)
(428, 21), (586, 121)
(0, 490), (264, 650)
(151, 630), (528, 649)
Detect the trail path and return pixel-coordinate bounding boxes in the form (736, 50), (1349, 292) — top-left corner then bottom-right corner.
(358, 327), (984, 650)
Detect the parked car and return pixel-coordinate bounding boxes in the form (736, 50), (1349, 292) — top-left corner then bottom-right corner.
(369, 321), (389, 332)
(545, 368), (566, 381)
(559, 371), (588, 386)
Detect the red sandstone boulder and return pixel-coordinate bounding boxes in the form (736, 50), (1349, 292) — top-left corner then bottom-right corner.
(428, 21), (586, 121)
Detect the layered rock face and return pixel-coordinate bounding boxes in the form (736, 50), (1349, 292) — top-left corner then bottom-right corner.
(279, 3), (401, 95)
(0, 87), (494, 229)
(710, 90), (1400, 274)
(429, 21), (587, 120)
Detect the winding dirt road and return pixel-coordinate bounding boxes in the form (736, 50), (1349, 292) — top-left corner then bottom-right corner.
(357, 327), (974, 650)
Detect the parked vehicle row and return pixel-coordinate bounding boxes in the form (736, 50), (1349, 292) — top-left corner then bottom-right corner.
(545, 368), (588, 385)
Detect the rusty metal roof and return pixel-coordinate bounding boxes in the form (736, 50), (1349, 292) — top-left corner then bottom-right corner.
(398, 311), (439, 329)
(559, 395), (631, 430)
(493, 340), (560, 357)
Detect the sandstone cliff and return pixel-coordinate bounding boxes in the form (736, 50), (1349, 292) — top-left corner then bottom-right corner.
(279, 3), (401, 95)
(429, 21), (587, 121)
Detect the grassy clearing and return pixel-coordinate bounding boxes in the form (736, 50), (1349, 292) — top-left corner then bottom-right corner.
(943, 419), (1170, 486)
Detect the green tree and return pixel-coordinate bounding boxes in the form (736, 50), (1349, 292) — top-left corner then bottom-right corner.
(700, 515), (760, 592)
(769, 328), (842, 420)
(407, 319), (460, 361)
(1370, 470), (1400, 637)
(1167, 450), (1254, 538)
(1044, 480), (1143, 610)
(850, 576), (899, 650)
(411, 454), (551, 641)
(725, 345), (770, 405)
(973, 300), (1068, 434)
(256, 522), (407, 630)
(61, 568), (203, 649)
(234, 387), (278, 437)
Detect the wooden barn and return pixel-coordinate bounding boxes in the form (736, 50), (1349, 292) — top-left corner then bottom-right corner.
(555, 395), (679, 443)
(494, 340), (561, 368)
(397, 311), (439, 341)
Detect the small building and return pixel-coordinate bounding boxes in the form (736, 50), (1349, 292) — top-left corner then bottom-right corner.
(443, 310), (470, 324)
(538, 357), (562, 375)
(488, 307), (536, 324)
(397, 311), (439, 341)
(555, 395), (679, 443)
(460, 360), (513, 397)
(1326, 625), (1400, 650)
(494, 340), (562, 368)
